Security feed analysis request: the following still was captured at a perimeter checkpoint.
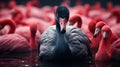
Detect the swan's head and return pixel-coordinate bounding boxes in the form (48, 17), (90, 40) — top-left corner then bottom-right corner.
(93, 21), (105, 38)
(55, 6), (69, 34)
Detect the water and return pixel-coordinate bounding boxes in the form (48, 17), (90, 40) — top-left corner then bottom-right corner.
(0, 52), (120, 67)
(0, 52), (38, 67)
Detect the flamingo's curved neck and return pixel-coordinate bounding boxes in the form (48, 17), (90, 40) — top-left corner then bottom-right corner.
(107, 2), (113, 11)
(69, 15), (82, 28)
(96, 38), (111, 61)
(88, 20), (97, 34)
(11, 9), (23, 25)
(116, 15), (120, 23)
(84, 4), (90, 17)
(26, 2), (32, 18)
(29, 23), (37, 51)
(110, 33), (118, 44)
(0, 19), (16, 34)
(30, 33), (36, 51)
(111, 11), (120, 23)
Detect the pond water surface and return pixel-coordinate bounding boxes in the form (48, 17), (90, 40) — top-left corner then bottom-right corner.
(0, 52), (120, 67)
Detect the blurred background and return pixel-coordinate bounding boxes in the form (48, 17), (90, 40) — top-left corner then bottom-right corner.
(0, 0), (120, 67)
(0, 0), (120, 8)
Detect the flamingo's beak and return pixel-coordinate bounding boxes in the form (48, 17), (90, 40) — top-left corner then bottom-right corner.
(106, 13), (114, 19)
(103, 31), (108, 40)
(93, 27), (101, 38)
(10, 9), (16, 14)
(69, 21), (74, 26)
(0, 25), (2, 29)
(59, 18), (67, 33)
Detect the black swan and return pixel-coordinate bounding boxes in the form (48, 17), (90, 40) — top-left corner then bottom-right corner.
(38, 6), (92, 62)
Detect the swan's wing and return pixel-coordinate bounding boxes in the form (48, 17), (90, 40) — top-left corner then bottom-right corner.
(66, 26), (92, 58)
(38, 26), (57, 60)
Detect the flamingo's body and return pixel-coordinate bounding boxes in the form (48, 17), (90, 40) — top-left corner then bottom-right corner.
(0, 19), (38, 55)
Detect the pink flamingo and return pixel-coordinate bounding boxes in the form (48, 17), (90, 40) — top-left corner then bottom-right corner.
(69, 15), (104, 52)
(10, 8), (41, 42)
(91, 21), (106, 51)
(107, 2), (113, 11)
(88, 16), (103, 35)
(87, 17), (104, 54)
(95, 25), (120, 61)
(76, 3), (90, 17)
(106, 9), (120, 37)
(11, 8), (55, 33)
(68, 14), (91, 38)
(106, 9), (120, 26)
(111, 24), (120, 37)
(0, 19), (37, 55)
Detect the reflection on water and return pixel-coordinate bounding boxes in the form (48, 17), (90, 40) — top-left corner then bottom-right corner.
(0, 52), (39, 67)
(39, 61), (91, 67)
(39, 62), (120, 67)
(95, 61), (120, 67)
(0, 52), (120, 67)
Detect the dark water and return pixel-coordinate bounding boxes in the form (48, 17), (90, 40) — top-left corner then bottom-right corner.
(0, 52), (120, 67)
(0, 52), (38, 67)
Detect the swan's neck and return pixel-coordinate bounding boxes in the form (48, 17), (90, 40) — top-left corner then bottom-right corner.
(53, 32), (71, 60)
(55, 22), (68, 46)
(56, 32), (68, 48)
(57, 33), (67, 43)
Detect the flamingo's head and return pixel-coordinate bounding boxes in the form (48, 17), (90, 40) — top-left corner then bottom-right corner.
(88, 16), (103, 34)
(101, 25), (111, 40)
(9, 0), (16, 9)
(93, 21), (105, 38)
(69, 14), (82, 28)
(30, 22), (37, 36)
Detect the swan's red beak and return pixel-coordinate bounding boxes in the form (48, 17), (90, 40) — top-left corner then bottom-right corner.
(103, 31), (108, 40)
(59, 18), (67, 33)
(93, 27), (101, 38)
